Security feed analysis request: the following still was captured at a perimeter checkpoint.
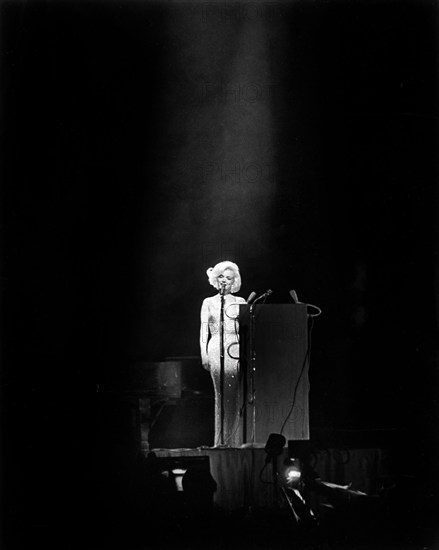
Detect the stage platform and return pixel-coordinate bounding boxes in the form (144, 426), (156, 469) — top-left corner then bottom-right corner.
(147, 444), (388, 510)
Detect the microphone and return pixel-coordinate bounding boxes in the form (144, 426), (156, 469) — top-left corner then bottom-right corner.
(246, 291), (257, 305)
(255, 289), (273, 302)
(220, 281), (227, 296)
(289, 289), (300, 304)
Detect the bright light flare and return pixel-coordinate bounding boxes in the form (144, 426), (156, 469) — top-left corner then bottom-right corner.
(286, 469), (301, 482)
(282, 458), (302, 487)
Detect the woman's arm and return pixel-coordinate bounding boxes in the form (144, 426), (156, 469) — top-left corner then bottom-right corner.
(200, 298), (210, 370)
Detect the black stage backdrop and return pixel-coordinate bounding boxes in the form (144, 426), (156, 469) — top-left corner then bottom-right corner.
(1, 0), (438, 547)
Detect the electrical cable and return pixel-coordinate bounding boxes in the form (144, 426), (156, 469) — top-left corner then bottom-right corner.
(225, 301), (242, 319)
(305, 303), (322, 318)
(220, 299), (246, 446)
(258, 461), (274, 485)
(279, 316), (315, 435)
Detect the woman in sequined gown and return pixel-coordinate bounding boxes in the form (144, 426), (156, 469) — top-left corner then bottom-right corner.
(200, 261), (246, 447)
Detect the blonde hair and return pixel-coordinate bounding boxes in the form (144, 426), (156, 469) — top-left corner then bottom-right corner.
(206, 261), (241, 293)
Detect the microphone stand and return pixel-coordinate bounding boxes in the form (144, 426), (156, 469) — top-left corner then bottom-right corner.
(219, 286), (225, 445)
(249, 301), (256, 445)
(248, 291), (272, 445)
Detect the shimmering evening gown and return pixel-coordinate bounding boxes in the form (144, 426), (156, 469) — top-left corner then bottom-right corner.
(207, 294), (246, 447)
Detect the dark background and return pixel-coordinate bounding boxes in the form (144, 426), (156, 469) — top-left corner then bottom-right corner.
(1, 0), (438, 547)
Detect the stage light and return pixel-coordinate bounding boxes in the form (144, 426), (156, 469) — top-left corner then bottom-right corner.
(284, 460), (301, 483)
(264, 433), (286, 464)
(287, 470), (301, 482)
(281, 458), (302, 488)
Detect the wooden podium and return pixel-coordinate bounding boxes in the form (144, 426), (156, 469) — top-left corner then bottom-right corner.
(239, 304), (310, 445)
